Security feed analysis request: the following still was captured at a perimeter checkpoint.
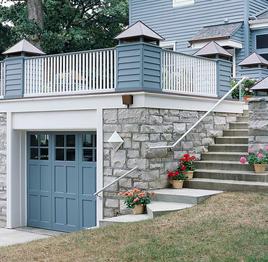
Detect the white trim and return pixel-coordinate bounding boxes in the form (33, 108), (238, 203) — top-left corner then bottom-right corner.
(191, 39), (243, 49)
(160, 41), (176, 51)
(249, 19), (268, 30)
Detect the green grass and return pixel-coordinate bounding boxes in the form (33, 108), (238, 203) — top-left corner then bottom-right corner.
(0, 192), (268, 262)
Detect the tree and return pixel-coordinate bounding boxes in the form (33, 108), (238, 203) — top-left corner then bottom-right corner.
(0, 0), (128, 54)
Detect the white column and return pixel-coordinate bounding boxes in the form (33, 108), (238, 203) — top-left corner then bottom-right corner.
(6, 112), (27, 228)
(233, 48), (236, 78)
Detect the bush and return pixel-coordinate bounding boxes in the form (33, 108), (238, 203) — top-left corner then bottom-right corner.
(231, 79), (256, 99)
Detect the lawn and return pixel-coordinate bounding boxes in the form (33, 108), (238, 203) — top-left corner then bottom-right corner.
(0, 192), (267, 262)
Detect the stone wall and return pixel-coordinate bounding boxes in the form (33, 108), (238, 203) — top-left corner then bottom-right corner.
(0, 113), (6, 220)
(249, 97), (268, 150)
(103, 108), (238, 217)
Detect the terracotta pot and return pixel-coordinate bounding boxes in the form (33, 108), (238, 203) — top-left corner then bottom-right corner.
(133, 204), (145, 215)
(185, 171), (194, 180)
(243, 95), (252, 103)
(254, 164), (266, 173)
(172, 180), (184, 189)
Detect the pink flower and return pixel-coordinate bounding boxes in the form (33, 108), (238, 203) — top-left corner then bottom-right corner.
(248, 147), (254, 153)
(257, 153), (264, 159)
(240, 157), (247, 164)
(258, 145), (263, 150)
(133, 198), (139, 203)
(265, 145), (268, 152)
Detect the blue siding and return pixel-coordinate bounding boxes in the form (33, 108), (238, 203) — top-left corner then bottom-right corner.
(116, 43), (162, 92)
(4, 57), (24, 99)
(238, 67), (268, 80)
(217, 59), (232, 97)
(249, 0), (268, 16)
(130, 0), (246, 54)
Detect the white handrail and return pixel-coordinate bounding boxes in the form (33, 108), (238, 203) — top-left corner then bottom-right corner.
(150, 77), (247, 150)
(94, 166), (138, 196)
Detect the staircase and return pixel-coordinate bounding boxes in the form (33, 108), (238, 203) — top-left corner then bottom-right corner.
(100, 188), (222, 227)
(185, 110), (268, 192)
(100, 110), (268, 227)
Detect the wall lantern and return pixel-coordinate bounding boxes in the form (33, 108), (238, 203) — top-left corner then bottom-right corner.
(108, 131), (124, 152)
(122, 95), (133, 108)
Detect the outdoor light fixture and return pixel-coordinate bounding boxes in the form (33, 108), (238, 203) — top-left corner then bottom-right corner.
(122, 95), (133, 107)
(108, 131), (124, 152)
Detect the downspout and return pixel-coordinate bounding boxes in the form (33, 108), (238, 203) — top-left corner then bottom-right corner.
(244, 0), (250, 57)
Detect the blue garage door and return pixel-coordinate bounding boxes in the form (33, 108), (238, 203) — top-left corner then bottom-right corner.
(27, 133), (96, 232)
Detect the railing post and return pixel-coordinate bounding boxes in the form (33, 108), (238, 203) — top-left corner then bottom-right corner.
(115, 42), (162, 92)
(2, 39), (45, 99)
(216, 59), (232, 97)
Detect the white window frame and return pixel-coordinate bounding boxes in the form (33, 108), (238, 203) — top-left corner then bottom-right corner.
(173, 0), (194, 8)
(160, 41), (176, 51)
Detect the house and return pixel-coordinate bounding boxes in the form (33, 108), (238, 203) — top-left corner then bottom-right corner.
(129, 0), (268, 78)
(0, 14), (267, 233)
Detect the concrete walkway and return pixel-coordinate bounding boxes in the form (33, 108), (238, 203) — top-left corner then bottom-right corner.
(0, 227), (62, 247)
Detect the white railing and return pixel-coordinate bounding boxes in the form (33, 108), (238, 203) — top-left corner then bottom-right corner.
(24, 48), (116, 96)
(0, 62), (5, 98)
(94, 167), (138, 197)
(150, 77), (247, 150)
(162, 50), (217, 97)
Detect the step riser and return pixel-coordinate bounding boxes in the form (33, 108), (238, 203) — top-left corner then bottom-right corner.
(215, 137), (248, 144)
(209, 145), (248, 153)
(236, 117), (249, 122)
(223, 130), (248, 136)
(185, 181), (268, 193)
(230, 123), (248, 129)
(154, 194), (207, 205)
(201, 154), (244, 161)
(194, 171), (268, 182)
(195, 162), (253, 171)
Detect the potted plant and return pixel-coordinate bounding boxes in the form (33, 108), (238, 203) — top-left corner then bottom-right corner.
(167, 171), (188, 189)
(179, 153), (196, 180)
(231, 79), (256, 102)
(240, 147), (268, 173)
(118, 188), (153, 215)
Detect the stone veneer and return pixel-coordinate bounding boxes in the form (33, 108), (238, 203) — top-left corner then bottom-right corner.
(103, 108), (238, 217)
(0, 113), (6, 220)
(249, 97), (268, 150)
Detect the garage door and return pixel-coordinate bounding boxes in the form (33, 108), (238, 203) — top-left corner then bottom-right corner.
(27, 132), (97, 232)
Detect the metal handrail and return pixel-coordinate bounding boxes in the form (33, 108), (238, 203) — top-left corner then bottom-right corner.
(94, 166), (138, 196)
(150, 77), (247, 150)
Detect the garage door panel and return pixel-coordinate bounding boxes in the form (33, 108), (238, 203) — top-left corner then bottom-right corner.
(40, 165), (50, 192)
(54, 166), (66, 193)
(81, 199), (96, 228)
(40, 196), (50, 222)
(67, 198), (78, 226)
(28, 165), (40, 191)
(66, 166), (77, 194)
(81, 167), (96, 195)
(54, 197), (65, 225)
(28, 194), (40, 221)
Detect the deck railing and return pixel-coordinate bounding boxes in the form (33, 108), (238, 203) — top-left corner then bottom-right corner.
(161, 50), (218, 97)
(0, 62), (5, 98)
(24, 48), (117, 96)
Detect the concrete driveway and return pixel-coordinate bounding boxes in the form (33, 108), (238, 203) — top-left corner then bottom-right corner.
(0, 227), (62, 247)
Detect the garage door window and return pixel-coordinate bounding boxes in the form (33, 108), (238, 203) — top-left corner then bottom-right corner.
(30, 134), (49, 160)
(55, 135), (76, 161)
(82, 133), (96, 162)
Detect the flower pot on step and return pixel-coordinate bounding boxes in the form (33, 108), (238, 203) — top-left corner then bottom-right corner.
(133, 204), (145, 215)
(185, 171), (194, 180)
(172, 180), (184, 189)
(254, 164), (266, 173)
(243, 96), (252, 103)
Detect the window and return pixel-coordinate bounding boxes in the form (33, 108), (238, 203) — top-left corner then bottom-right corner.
(173, 0), (194, 7)
(55, 134), (76, 161)
(256, 34), (268, 49)
(82, 133), (96, 162)
(30, 134), (49, 160)
(160, 41), (176, 51)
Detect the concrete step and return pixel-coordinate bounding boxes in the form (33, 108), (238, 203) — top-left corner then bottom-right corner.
(153, 188), (222, 205)
(195, 160), (253, 171)
(223, 129), (248, 137)
(201, 152), (247, 162)
(194, 169), (268, 182)
(99, 214), (151, 227)
(185, 178), (268, 193)
(208, 144), (248, 153)
(146, 201), (194, 218)
(215, 137), (248, 144)
(236, 116), (249, 122)
(229, 122), (248, 129)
